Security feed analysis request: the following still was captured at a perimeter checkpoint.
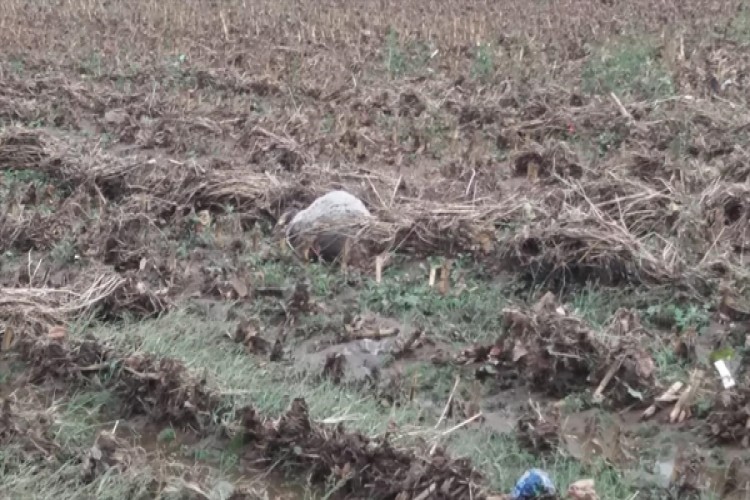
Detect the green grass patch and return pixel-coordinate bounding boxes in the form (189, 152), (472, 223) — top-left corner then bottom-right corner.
(582, 37), (674, 99)
(51, 389), (116, 449)
(73, 308), (657, 494)
(383, 28), (435, 78)
(471, 43), (495, 81)
(0, 449), (155, 500)
(729, 8), (750, 44)
(359, 259), (513, 343)
(448, 428), (638, 496)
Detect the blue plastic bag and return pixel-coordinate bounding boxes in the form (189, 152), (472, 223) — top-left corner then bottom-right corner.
(511, 468), (556, 499)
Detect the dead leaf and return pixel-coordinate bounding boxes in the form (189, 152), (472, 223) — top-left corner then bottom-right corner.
(375, 254), (387, 283)
(489, 345), (502, 360)
(195, 210), (211, 234)
(48, 325), (67, 341)
(527, 161), (539, 182)
(103, 108), (129, 125)
(472, 228), (494, 254)
(634, 350), (655, 379)
(229, 275), (249, 298)
(1, 327), (13, 352)
(512, 340), (528, 362)
(428, 265), (438, 287)
(532, 291), (560, 315)
(438, 259), (452, 296)
(669, 371), (703, 423)
(567, 478), (599, 500)
(323, 353), (346, 384)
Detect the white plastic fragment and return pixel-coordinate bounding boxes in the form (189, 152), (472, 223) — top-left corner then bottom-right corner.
(714, 359), (736, 389)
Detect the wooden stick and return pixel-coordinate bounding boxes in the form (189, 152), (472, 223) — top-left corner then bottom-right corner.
(435, 376), (461, 429)
(592, 358), (622, 403)
(438, 412), (483, 437)
(610, 92), (634, 123)
(429, 412), (483, 456)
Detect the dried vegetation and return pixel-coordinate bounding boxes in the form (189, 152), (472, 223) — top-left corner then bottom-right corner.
(1, 0), (750, 497)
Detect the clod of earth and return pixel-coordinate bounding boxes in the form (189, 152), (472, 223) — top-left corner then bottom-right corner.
(238, 397), (485, 499)
(567, 479), (599, 500)
(17, 336), (223, 428)
(658, 440), (750, 499)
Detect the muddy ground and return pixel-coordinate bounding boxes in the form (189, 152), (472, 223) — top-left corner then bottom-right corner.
(1, 0), (750, 498)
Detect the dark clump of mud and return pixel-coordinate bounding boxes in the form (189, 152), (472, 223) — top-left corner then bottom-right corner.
(15, 334), (489, 499)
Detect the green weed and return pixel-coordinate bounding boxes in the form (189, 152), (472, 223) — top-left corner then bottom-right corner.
(448, 427), (638, 494)
(79, 51), (104, 77)
(595, 129), (626, 156)
(401, 363), (461, 403)
(653, 347), (689, 384)
(50, 237), (78, 265)
(9, 57), (25, 74)
(157, 426), (177, 443)
(0, 449), (155, 500)
(383, 28), (434, 77)
(643, 302), (710, 332)
(561, 392), (594, 413)
(728, 8), (750, 44)
(2, 168), (50, 186)
(359, 261), (510, 343)
(242, 251), (344, 297)
(385, 28), (407, 77)
(568, 285), (624, 328)
(582, 38), (674, 99)
(51, 390), (115, 449)
(471, 44), (495, 81)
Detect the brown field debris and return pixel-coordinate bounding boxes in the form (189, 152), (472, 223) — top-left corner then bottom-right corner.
(15, 333), (487, 499)
(459, 293), (656, 406)
(0, 120), (745, 296)
(1, 0), (750, 495)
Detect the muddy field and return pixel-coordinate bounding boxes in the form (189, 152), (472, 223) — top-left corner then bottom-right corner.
(1, 0), (750, 498)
